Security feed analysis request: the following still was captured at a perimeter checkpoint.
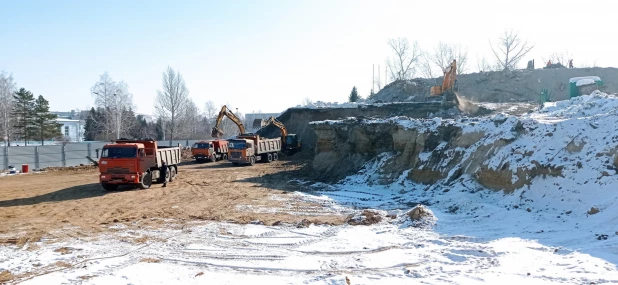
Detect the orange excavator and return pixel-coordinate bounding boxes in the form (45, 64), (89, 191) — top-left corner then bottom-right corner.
(261, 116), (302, 155)
(211, 105), (246, 138)
(429, 59), (458, 103)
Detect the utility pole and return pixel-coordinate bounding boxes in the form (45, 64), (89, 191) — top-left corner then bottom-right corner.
(372, 64), (375, 94)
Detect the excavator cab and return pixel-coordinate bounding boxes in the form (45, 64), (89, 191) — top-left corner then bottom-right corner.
(284, 134), (302, 154)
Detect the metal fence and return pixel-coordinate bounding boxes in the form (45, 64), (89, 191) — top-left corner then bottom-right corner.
(0, 140), (201, 170)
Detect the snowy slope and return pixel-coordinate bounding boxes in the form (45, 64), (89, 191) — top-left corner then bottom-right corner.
(2, 93), (618, 284)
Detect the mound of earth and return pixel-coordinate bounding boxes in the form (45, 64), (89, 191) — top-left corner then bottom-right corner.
(371, 67), (618, 103)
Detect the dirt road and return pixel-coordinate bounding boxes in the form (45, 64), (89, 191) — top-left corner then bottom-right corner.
(0, 160), (345, 244)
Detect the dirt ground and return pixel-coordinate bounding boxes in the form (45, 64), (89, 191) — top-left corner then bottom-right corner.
(0, 160), (345, 245)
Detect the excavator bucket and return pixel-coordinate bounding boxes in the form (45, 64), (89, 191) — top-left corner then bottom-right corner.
(211, 127), (224, 138)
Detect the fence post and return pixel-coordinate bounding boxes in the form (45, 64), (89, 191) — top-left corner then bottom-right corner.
(35, 146), (40, 170)
(3, 146), (7, 170)
(87, 143), (92, 158)
(61, 144), (66, 167)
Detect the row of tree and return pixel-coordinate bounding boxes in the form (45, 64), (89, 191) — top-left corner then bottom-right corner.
(0, 72), (62, 145)
(83, 67), (247, 143)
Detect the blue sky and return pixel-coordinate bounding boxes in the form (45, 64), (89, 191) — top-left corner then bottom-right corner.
(1, 0), (616, 115)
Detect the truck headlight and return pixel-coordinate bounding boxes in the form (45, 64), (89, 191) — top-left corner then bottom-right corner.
(101, 175), (106, 179)
(131, 175), (136, 179)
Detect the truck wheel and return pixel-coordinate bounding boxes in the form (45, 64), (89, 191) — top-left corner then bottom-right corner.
(250, 156), (255, 166)
(223, 154), (228, 160)
(267, 153), (273, 163)
(210, 155), (216, 163)
(169, 167), (176, 182)
(273, 153), (278, 161)
(102, 183), (118, 191)
(139, 172), (152, 189)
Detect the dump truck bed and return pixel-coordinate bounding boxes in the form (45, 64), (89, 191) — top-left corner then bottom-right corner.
(155, 146), (181, 168)
(255, 138), (281, 155)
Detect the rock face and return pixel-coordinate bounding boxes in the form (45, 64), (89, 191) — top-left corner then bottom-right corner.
(257, 103), (463, 157)
(307, 98), (611, 192)
(371, 67), (618, 103)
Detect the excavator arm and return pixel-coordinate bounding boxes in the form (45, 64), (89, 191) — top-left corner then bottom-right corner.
(262, 116), (288, 140)
(430, 59), (457, 96)
(211, 105), (246, 138)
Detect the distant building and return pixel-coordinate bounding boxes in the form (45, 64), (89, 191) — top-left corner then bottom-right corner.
(244, 113), (280, 131)
(56, 118), (85, 142)
(52, 110), (86, 142)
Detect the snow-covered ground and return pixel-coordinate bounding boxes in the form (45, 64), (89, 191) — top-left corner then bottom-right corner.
(3, 92), (618, 284)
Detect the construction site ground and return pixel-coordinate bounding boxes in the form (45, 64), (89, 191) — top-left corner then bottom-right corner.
(0, 160), (345, 245)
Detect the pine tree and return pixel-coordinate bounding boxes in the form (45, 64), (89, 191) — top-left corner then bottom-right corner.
(348, 86), (360, 102)
(32, 95), (61, 145)
(84, 108), (97, 141)
(12, 88), (36, 145)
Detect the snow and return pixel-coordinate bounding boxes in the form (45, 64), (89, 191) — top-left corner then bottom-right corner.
(576, 78), (596, 87)
(569, 76), (601, 83)
(3, 92), (618, 284)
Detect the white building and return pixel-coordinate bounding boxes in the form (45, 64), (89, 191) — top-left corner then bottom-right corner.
(56, 119), (85, 142)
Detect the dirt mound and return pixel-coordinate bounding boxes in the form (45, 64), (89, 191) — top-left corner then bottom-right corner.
(404, 205), (437, 228)
(42, 165), (97, 172)
(181, 149), (193, 160)
(372, 67), (618, 103)
(346, 209), (384, 226)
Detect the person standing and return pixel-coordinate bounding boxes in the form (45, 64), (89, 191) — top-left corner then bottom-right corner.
(160, 161), (168, 187)
(569, 59), (574, 68)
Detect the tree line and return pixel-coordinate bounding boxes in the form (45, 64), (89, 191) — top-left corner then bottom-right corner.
(0, 72), (62, 145)
(1, 67), (248, 146)
(85, 67), (245, 143)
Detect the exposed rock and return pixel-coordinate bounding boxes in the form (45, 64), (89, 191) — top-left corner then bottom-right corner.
(588, 207), (600, 215)
(404, 205), (437, 228)
(347, 210), (383, 226)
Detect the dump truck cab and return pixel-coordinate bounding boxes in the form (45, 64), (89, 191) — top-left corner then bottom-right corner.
(99, 142), (147, 188)
(228, 138), (255, 165)
(192, 141), (214, 161)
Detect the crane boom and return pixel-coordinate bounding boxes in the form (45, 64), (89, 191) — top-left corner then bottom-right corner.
(211, 105), (245, 138)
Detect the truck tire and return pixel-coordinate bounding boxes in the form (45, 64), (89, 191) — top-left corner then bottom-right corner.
(250, 156), (255, 166)
(273, 153), (278, 161)
(139, 172), (152, 189)
(223, 154), (228, 160)
(210, 155), (216, 163)
(267, 153), (273, 163)
(169, 167), (176, 182)
(102, 183), (118, 191)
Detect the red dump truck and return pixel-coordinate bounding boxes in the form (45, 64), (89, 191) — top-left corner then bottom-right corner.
(227, 134), (281, 166)
(98, 139), (181, 190)
(192, 140), (229, 162)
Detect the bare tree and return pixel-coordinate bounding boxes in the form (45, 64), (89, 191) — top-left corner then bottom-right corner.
(301, 97), (313, 107)
(0, 72), (16, 145)
(490, 30), (534, 71)
(476, 56), (497, 72)
(418, 53), (436, 79)
(155, 66), (190, 144)
(91, 73), (136, 140)
(183, 99), (201, 139)
(429, 42), (468, 75)
(386, 38), (421, 81)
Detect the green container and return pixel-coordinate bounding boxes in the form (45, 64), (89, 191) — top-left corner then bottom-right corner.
(569, 77), (603, 98)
